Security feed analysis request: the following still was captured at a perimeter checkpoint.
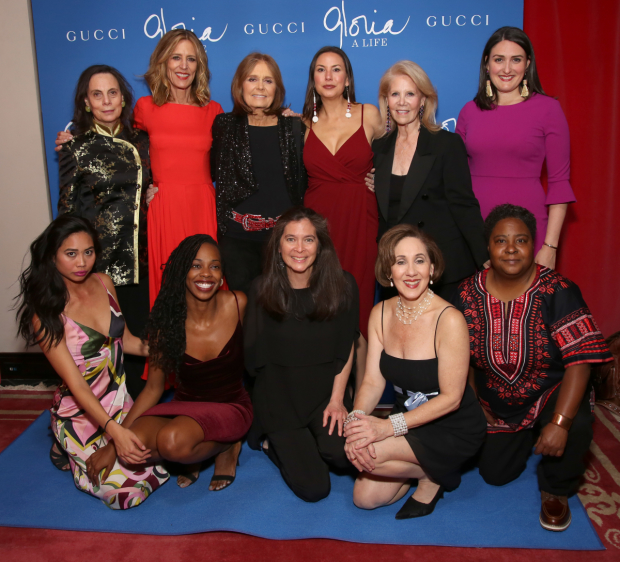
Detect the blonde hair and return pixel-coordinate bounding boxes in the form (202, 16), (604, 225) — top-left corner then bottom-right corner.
(144, 30), (211, 106)
(378, 61), (441, 136)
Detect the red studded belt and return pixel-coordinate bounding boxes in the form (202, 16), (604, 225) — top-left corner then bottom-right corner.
(231, 211), (280, 232)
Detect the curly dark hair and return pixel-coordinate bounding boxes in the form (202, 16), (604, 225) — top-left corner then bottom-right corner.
(474, 26), (547, 110)
(15, 216), (101, 350)
(71, 65), (135, 135)
(302, 46), (357, 123)
(145, 234), (219, 378)
(484, 204), (537, 243)
(258, 206), (352, 321)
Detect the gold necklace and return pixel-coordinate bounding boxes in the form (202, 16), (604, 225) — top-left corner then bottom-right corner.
(395, 289), (434, 325)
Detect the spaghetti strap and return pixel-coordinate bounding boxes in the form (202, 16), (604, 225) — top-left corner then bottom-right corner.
(434, 306), (456, 358)
(231, 290), (241, 322)
(360, 103), (364, 125)
(94, 273), (107, 290)
(381, 300), (385, 335)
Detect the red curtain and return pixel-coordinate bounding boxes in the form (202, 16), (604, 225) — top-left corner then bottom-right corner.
(524, 0), (620, 336)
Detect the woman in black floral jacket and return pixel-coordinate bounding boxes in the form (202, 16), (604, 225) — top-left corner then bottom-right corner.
(58, 64), (151, 398)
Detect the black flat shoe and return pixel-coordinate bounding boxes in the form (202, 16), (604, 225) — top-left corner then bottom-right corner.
(50, 442), (70, 471)
(395, 486), (444, 519)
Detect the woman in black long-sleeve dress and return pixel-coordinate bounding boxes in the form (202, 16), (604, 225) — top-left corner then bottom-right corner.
(244, 206), (358, 502)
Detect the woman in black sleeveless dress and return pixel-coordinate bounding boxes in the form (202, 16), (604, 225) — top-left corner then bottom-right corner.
(344, 224), (485, 519)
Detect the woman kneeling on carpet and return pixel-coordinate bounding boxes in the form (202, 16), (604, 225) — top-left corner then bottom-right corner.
(16, 216), (169, 509)
(344, 224), (486, 519)
(453, 204), (612, 531)
(244, 206), (359, 502)
(119, 234), (252, 489)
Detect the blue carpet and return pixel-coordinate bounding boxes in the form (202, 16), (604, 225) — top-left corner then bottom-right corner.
(0, 414), (604, 549)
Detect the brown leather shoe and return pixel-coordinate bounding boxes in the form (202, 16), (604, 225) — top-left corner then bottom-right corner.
(540, 491), (571, 531)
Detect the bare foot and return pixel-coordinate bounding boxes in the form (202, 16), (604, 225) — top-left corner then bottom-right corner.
(177, 462), (201, 488)
(411, 478), (441, 504)
(209, 441), (241, 491)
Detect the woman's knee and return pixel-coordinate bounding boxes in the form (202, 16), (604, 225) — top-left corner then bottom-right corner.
(290, 479), (331, 503)
(156, 426), (193, 463)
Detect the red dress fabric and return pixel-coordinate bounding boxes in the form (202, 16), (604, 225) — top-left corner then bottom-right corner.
(133, 96), (224, 308)
(303, 108), (377, 339)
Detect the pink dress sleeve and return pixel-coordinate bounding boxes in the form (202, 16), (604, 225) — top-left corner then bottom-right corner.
(543, 99), (575, 205)
(455, 102), (470, 144)
(133, 96), (150, 132)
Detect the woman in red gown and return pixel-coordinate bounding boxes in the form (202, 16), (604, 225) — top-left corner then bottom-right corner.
(302, 46), (383, 390)
(136, 30), (223, 307)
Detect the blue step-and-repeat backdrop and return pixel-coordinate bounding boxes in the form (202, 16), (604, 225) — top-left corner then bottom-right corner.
(31, 0), (522, 214)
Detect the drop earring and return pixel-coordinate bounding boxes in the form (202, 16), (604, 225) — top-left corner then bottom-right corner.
(386, 105), (391, 132)
(345, 85), (351, 118)
(389, 277), (394, 287)
(521, 79), (529, 98)
(85, 105), (91, 113)
(486, 71), (493, 98)
(121, 100), (126, 108)
(220, 278), (224, 287)
(419, 104), (425, 121)
(312, 90), (319, 123)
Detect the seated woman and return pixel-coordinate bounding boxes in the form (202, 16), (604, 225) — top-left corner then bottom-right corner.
(244, 206), (358, 502)
(344, 224), (486, 519)
(114, 234), (252, 489)
(16, 216), (169, 509)
(453, 204), (612, 531)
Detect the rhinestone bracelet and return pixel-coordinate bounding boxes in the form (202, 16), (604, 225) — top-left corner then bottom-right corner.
(344, 410), (366, 427)
(389, 413), (409, 437)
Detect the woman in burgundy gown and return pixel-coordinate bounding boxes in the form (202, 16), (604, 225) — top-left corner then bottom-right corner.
(302, 46), (383, 390)
(110, 234), (251, 489)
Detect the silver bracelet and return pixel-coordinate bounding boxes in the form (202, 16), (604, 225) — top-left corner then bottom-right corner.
(389, 413), (408, 437)
(344, 410), (366, 427)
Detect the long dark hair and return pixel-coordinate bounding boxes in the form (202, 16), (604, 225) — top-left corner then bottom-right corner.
(71, 65), (135, 135)
(15, 216), (101, 350)
(258, 206), (352, 321)
(302, 46), (357, 122)
(145, 234), (220, 378)
(474, 26), (546, 110)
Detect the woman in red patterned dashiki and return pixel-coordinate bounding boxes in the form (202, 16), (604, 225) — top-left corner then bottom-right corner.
(453, 204), (612, 532)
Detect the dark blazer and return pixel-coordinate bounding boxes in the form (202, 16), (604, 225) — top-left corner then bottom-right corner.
(211, 113), (308, 237)
(373, 126), (487, 284)
(58, 125), (151, 286)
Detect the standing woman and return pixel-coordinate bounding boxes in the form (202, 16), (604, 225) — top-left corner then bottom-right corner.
(135, 29), (224, 306)
(57, 65), (151, 398)
(373, 61), (487, 302)
(16, 216), (169, 509)
(456, 26), (575, 269)
(302, 46), (383, 388)
(244, 207), (359, 502)
(212, 52), (307, 294)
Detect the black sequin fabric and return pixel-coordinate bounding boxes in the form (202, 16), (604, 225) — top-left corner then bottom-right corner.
(211, 113), (307, 237)
(58, 126), (151, 286)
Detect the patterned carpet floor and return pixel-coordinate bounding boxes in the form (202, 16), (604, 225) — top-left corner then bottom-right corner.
(0, 386), (619, 561)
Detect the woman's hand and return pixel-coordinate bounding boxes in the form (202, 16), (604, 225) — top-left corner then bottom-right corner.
(86, 442), (117, 486)
(323, 399), (348, 437)
(345, 439), (377, 472)
(282, 108), (301, 118)
(146, 185), (158, 206)
(534, 422), (568, 457)
(365, 168), (376, 192)
(54, 130), (73, 152)
(344, 413), (392, 449)
(535, 245), (557, 270)
(106, 422), (151, 465)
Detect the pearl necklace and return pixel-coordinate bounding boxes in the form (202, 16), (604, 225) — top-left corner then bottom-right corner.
(395, 289), (434, 324)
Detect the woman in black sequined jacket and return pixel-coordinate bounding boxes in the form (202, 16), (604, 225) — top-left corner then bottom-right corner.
(211, 53), (307, 294)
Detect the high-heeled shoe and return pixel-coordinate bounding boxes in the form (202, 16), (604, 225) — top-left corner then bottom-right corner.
(395, 486), (444, 519)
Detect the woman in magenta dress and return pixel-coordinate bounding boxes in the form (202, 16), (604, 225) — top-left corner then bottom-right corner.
(117, 234), (251, 489)
(456, 26), (575, 270)
(135, 30), (223, 307)
(302, 46), (383, 390)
